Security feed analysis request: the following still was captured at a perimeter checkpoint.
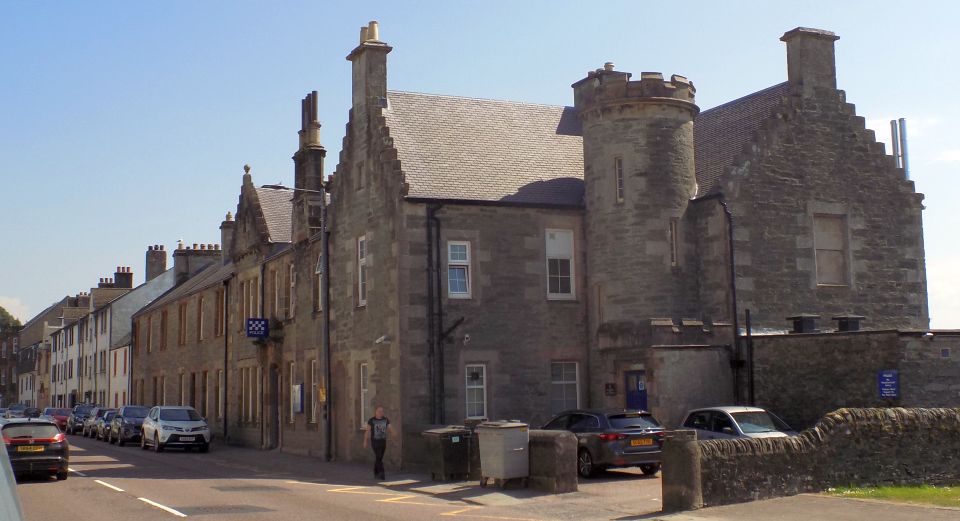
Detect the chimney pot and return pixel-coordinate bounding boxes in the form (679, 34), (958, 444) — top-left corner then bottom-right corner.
(193, 243), (198, 250)
(368, 20), (380, 41)
(604, 61), (615, 71)
(359, 26), (369, 43)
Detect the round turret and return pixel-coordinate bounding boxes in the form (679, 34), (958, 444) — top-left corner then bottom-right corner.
(573, 66), (699, 326)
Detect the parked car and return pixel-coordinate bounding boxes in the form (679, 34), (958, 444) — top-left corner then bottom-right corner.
(2, 418), (69, 480)
(82, 407), (112, 438)
(0, 408), (7, 418)
(3, 405), (27, 419)
(40, 408), (71, 432)
(542, 408), (665, 478)
(107, 405), (150, 446)
(141, 406), (211, 453)
(95, 410), (117, 441)
(680, 406), (797, 440)
(0, 429), (27, 519)
(66, 404), (95, 434)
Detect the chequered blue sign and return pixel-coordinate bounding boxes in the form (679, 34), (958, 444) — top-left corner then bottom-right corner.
(246, 318), (269, 338)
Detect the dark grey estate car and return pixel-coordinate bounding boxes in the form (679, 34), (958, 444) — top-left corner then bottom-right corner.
(543, 408), (665, 478)
(107, 406), (150, 446)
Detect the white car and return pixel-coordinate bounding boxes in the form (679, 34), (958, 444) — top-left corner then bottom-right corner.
(681, 406), (797, 440)
(140, 406), (211, 452)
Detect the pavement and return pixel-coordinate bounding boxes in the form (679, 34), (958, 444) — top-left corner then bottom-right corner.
(652, 494), (960, 521)
(15, 435), (960, 520)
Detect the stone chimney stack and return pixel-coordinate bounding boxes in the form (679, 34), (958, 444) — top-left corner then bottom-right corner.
(146, 245), (167, 282)
(220, 212), (236, 264)
(173, 241), (221, 284)
(292, 90), (326, 243)
(346, 20), (392, 118)
(781, 27), (840, 97)
(114, 266), (134, 289)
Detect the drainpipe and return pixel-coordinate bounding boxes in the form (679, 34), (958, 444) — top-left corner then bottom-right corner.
(222, 278), (230, 443)
(425, 204), (438, 424)
(430, 207), (445, 424)
(321, 191), (332, 461)
(717, 196), (742, 404)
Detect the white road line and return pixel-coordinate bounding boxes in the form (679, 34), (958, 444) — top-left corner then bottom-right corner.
(68, 467), (87, 477)
(94, 479), (124, 492)
(138, 498), (188, 518)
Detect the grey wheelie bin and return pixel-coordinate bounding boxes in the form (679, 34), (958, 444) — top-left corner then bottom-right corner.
(422, 426), (472, 481)
(476, 421), (529, 488)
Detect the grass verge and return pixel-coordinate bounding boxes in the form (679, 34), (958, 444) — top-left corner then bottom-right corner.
(826, 485), (960, 508)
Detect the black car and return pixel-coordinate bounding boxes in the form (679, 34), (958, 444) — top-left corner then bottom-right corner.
(543, 408), (665, 478)
(2, 418), (69, 480)
(107, 405), (150, 446)
(66, 404), (95, 434)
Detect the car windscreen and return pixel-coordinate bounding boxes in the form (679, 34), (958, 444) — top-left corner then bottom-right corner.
(74, 405), (93, 415)
(608, 413), (661, 429)
(54, 409), (72, 416)
(123, 407), (149, 418)
(104, 412), (117, 421)
(732, 411), (788, 433)
(3, 423), (60, 439)
(159, 409), (202, 421)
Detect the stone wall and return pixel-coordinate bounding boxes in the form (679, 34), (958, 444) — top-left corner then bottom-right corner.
(681, 408), (960, 507)
(749, 330), (960, 430)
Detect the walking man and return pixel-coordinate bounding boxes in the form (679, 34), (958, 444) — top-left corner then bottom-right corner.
(363, 405), (393, 480)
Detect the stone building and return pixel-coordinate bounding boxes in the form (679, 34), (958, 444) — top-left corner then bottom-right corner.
(0, 333), (16, 406)
(125, 23), (930, 468)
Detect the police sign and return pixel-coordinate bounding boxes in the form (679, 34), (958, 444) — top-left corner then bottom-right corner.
(246, 318), (269, 338)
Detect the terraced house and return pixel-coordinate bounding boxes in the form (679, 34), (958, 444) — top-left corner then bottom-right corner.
(128, 23), (929, 469)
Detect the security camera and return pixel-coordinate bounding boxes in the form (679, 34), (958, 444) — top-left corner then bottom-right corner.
(463, 334), (471, 344)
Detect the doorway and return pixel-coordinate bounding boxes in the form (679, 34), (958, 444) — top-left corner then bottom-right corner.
(267, 365), (280, 449)
(624, 370), (648, 410)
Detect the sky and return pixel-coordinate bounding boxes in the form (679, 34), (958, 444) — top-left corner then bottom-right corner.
(1, 1), (957, 328)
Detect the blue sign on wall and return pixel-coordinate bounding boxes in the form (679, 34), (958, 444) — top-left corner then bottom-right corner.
(246, 318), (269, 338)
(878, 370), (899, 399)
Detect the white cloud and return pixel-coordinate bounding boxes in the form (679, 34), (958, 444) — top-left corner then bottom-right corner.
(926, 257), (960, 329)
(0, 296), (31, 324)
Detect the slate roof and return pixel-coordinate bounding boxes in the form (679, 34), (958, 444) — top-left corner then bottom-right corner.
(384, 91), (585, 206)
(255, 186), (293, 242)
(694, 82), (789, 195)
(135, 263), (234, 317)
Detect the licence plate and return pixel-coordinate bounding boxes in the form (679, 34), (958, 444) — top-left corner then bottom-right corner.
(179, 436), (195, 442)
(17, 445), (44, 452)
(631, 438), (654, 447)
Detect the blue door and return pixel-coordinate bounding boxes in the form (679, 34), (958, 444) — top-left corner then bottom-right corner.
(624, 371), (648, 410)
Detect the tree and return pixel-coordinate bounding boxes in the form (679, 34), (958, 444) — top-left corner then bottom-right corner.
(0, 306), (21, 335)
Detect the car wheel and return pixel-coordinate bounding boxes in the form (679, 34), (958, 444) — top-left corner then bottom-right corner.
(117, 434), (124, 447)
(640, 464), (661, 476)
(56, 470), (68, 481)
(154, 433), (163, 453)
(140, 433), (148, 450)
(578, 449), (597, 478)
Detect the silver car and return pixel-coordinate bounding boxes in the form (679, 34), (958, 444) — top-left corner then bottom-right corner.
(140, 406), (211, 453)
(681, 406), (797, 440)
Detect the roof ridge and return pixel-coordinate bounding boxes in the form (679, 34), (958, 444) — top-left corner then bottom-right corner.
(387, 90), (572, 110)
(699, 81), (789, 116)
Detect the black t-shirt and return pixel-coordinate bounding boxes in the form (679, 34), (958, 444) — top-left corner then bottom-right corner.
(368, 416), (389, 441)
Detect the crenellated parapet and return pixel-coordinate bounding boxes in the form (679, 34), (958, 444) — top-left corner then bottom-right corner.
(572, 64), (698, 121)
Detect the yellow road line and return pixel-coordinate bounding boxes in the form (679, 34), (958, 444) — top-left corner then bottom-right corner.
(376, 495), (443, 506)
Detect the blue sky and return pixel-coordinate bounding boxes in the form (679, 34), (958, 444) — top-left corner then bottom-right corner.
(1, 1), (957, 327)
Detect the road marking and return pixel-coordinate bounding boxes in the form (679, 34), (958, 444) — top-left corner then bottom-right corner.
(376, 494), (442, 506)
(440, 507), (543, 520)
(94, 479), (124, 492)
(68, 467), (87, 477)
(138, 498), (188, 518)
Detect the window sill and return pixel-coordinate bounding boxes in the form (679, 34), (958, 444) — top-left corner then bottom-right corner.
(448, 294), (471, 300)
(816, 283), (849, 288)
(547, 295), (577, 302)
